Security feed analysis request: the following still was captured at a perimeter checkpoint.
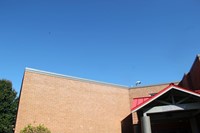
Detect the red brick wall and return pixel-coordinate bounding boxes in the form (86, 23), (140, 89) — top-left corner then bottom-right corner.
(15, 68), (180, 133)
(179, 55), (200, 90)
(15, 70), (131, 133)
(187, 56), (200, 90)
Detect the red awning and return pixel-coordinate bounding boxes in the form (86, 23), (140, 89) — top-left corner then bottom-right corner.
(131, 96), (151, 111)
(131, 84), (200, 112)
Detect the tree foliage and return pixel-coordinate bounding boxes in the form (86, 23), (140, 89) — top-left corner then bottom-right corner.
(20, 124), (51, 133)
(0, 79), (18, 133)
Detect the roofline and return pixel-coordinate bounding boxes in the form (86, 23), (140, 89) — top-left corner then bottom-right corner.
(133, 96), (152, 99)
(130, 81), (179, 89)
(25, 67), (129, 89)
(131, 84), (173, 112)
(188, 54), (200, 72)
(131, 84), (200, 112)
(179, 54), (200, 86)
(197, 54), (200, 61)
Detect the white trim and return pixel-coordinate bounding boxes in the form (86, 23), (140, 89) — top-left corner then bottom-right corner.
(174, 87), (200, 97)
(25, 67), (129, 89)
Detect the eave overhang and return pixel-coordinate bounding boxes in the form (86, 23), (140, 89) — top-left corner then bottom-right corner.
(131, 84), (200, 113)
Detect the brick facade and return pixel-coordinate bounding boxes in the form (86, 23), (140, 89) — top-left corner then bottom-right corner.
(15, 70), (131, 133)
(14, 54), (200, 133)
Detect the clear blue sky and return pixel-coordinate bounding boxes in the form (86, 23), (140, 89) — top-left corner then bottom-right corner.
(0, 0), (200, 93)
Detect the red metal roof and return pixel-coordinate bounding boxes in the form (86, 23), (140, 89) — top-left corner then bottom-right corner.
(131, 84), (200, 112)
(195, 90), (200, 94)
(131, 97), (151, 111)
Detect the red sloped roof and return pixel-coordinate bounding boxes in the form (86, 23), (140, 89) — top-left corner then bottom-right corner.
(131, 96), (151, 110)
(195, 90), (200, 94)
(131, 84), (200, 112)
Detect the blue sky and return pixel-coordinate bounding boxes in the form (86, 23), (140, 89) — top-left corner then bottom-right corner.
(0, 0), (200, 93)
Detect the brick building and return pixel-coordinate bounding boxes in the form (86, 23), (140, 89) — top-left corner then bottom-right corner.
(15, 55), (200, 133)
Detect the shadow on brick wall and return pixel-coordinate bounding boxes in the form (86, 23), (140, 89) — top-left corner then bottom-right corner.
(121, 113), (133, 133)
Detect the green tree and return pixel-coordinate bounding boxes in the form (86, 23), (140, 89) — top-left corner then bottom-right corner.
(0, 79), (18, 133)
(20, 124), (51, 133)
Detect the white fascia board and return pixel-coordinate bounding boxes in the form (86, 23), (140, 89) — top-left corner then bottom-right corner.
(25, 67), (129, 89)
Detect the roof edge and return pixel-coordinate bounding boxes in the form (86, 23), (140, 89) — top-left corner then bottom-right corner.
(197, 54), (200, 61)
(25, 67), (129, 89)
(189, 54), (200, 72)
(130, 81), (179, 89)
(131, 84), (173, 112)
(131, 84), (200, 112)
